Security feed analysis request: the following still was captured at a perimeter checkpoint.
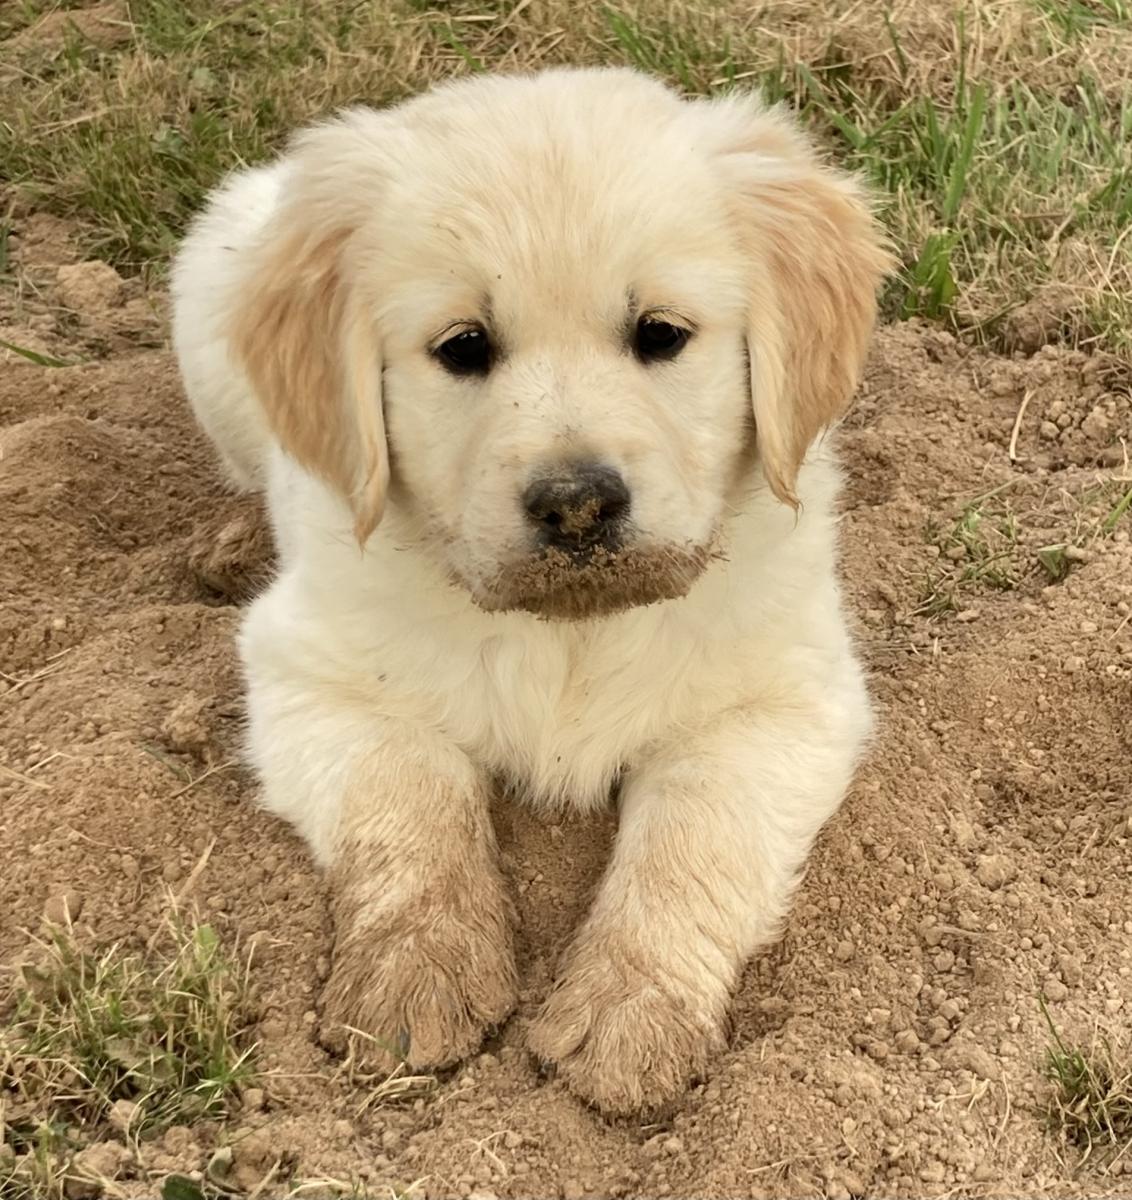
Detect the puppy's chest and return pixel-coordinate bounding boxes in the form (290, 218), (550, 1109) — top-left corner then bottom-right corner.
(460, 630), (689, 808)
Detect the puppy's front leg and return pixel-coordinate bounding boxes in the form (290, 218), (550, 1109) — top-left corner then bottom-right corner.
(247, 672), (516, 1069)
(321, 734), (517, 1069)
(528, 689), (869, 1113)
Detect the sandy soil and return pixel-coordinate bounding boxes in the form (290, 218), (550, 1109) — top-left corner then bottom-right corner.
(2, 214), (1131, 1198)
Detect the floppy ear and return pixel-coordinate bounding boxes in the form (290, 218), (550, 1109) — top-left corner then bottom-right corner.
(232, 113), (390, 543)
(704, 98), (894, 505)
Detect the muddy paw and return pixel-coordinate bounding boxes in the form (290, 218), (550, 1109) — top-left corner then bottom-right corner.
(321, 891), (517, 1070)
(527, 935), (728, 1114)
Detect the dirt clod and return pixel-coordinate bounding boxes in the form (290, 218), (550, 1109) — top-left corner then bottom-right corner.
(43, 889), (84, 925)
(161, 692), (212, 758)
(975, 854), (1017, 890)
(65, 1141), (132, 1198)
(56, 261), (125, 317)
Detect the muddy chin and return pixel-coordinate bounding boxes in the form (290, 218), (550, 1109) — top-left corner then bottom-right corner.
(470, 544), (713, 621)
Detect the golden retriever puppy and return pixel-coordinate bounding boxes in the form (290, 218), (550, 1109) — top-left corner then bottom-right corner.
(171, 67), (891, 1114)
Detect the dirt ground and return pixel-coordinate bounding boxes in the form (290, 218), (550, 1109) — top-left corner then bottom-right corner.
(2, 214), (1132, 1199)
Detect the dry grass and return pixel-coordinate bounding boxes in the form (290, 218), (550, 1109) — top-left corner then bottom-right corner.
(1, 0), (1131, 354)
(0, 920), (256, 1199)
(1044, 1002), (1132, 1160)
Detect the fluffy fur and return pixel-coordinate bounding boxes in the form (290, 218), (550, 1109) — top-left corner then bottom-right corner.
(171, 67), (892, 1114)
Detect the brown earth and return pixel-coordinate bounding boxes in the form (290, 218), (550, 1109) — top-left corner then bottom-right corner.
(2, 220), (1131, 1199)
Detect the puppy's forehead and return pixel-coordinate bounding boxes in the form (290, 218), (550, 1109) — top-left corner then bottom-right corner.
(375, 73), (739, 326)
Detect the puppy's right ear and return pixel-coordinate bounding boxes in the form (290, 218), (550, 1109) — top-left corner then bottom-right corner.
(232, 113), (390, 543)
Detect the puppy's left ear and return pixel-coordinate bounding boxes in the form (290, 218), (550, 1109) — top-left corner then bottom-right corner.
(702, 96), (894, 505)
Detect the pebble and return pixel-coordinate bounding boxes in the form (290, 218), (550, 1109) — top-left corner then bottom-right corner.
(835, 940), (855, 962)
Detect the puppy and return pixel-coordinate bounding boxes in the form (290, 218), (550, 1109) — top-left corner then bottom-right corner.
(171, 67), (891, 1114)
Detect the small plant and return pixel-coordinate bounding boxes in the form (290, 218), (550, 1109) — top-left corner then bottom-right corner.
(1043, 1001), (1132, 1156)
(1, 920), (257, 1197)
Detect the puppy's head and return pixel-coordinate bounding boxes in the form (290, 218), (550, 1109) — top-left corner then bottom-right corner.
(233, 69), (892, 620)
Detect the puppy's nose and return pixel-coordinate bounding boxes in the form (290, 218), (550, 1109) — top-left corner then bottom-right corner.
(523, 463), (630, 548)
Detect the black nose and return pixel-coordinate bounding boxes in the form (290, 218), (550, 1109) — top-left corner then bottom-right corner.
(522, 463), (630, 549)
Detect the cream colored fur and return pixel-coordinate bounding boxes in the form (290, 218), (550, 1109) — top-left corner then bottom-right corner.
(171, 66), (891, 1114)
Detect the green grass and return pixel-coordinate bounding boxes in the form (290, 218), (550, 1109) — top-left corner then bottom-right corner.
(1, 921), (257, 1199)
(1, 0), (1131, 354)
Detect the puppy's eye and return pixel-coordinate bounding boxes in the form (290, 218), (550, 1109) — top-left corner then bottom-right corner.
(634, 317), (690, 363)
(435, 327), (492, 376)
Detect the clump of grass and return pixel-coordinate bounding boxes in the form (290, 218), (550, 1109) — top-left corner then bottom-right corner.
(1043, 1002), (1132, 1156)
(1, 920), (257, 1197)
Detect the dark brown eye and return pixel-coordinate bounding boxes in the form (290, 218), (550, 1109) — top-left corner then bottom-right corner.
(634, 317), (690, 362)
(436, 327), (492, 375)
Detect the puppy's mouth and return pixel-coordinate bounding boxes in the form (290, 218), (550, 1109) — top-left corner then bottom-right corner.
(465, 542), (713, 621)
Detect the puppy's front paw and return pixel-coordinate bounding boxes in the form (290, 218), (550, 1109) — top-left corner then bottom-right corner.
(321, 879), (517, 1070)
(527, 932), (728, 1114)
